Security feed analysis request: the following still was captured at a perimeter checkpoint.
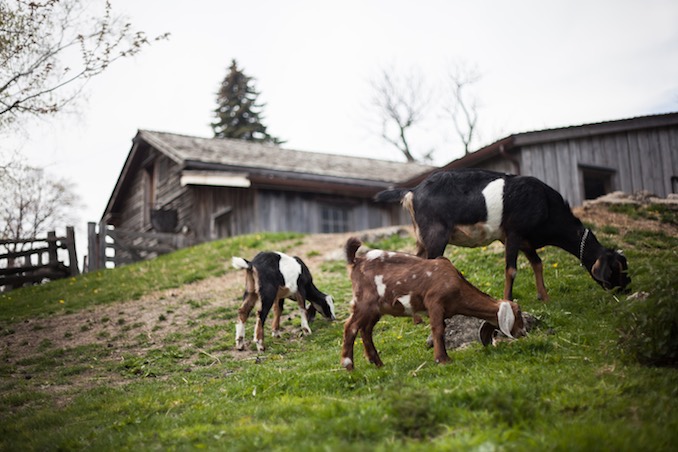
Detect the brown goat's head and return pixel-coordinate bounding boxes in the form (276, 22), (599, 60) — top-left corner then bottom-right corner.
(479, 301), (526, 346)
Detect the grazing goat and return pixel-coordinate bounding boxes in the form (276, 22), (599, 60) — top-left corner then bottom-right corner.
(341, 238), (526, 370)
(375, 168), (630, 301)
(232, 251), (336, 351)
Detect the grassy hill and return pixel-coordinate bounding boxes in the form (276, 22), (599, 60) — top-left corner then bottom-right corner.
(1, 206), (677, 451)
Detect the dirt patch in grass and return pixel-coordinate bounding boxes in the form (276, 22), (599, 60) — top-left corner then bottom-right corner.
(0, 229), (377, 394)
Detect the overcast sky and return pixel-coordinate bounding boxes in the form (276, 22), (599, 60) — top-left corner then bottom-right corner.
(5, 0), (678, 253)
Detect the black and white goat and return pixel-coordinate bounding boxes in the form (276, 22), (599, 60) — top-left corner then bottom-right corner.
(232, 251), (336, 351)
(341, 237), (526, 370)
(375, 168), (631, 301)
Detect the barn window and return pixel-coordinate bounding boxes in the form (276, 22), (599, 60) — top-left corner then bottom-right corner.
(672, 176), (678, 194)
(580, 165), (615, 200)
(320, 205), (350, 233)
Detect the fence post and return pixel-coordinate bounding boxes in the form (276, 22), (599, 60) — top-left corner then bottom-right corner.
(98, 220), (108, 270)
(66, 226), (79, 276)
(47, 231), (58, 267)
(87, 222), (97, 272)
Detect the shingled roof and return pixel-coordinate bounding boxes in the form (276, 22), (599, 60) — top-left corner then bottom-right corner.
(103, 130), (434, 221)
(137, 130), (433, 186)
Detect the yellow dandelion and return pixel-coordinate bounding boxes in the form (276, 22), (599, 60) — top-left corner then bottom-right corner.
(552, 263), (558, 269)
(59, 299), (65, 304)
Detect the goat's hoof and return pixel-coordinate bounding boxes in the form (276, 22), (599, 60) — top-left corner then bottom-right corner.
(301, 327), (312, 336)
(271, 330), (281, 338)
(341, 357), (354, 370)
(435, 356), (450, 365)
(236, 340), (245, 351)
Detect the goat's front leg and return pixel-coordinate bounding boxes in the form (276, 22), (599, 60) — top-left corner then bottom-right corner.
(503, 235), (521, 300)
(236, 290), (257, 350)
(428, 305), (449, 364)
(360, 314), (383, 367)
(253, 292), (275, 352)
(523, 247), (549, 301)
(294, 293), (312, 335)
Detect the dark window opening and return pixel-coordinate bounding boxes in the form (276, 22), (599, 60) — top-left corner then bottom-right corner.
(580, 166), (615, 200)
(672, 176), (678, 194)
(321, 206), (350, 233)
(144, 162), (157, 227)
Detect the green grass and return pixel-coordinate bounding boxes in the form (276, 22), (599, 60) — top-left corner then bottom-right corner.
(1, 222), (677, 451)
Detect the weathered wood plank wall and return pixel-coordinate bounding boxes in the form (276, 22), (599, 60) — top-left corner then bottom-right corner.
(512, 126), (678, 206)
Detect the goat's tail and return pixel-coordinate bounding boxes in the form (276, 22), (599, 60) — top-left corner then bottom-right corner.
(231, 256), (251, 270)
(345, 237), (362, 265)
(374, 187), (409, 203)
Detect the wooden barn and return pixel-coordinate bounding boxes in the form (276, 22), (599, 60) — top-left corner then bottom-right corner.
(403, 112), (678, 206)
(99, 130), (432, 264)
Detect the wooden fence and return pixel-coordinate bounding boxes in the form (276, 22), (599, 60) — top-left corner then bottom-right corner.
(86, 222), (192, 271)
(0, 227), (79, 291)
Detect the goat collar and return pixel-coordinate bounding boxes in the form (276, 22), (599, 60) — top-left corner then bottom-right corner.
(579, 228), (590, 265)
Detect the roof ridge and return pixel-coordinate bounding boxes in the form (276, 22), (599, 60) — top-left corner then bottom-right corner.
(139, 129), (434, 169)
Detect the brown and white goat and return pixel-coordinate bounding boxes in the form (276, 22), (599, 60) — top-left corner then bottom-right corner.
(375, 168), (631, 301)
(341, 237), (526, 370)
(232, 251), (336, 352)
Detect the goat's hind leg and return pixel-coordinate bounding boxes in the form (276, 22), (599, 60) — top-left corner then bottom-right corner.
(420, 222), (450, 258)
(271, 298), (284, 337)
(236, 290), (257, 350)
(341, 298), (362, 370)
(341, 317), (359, 370)
(523, 247), (549, 301)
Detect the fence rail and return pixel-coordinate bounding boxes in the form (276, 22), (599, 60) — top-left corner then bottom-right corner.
(86, 222), (191, 272)
(0, 227), (79, 291)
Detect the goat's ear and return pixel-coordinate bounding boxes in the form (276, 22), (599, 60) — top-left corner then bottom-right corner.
(478, 321), (496, 346)
(591, 257), (612, 286)
(498, 302), (515, 338)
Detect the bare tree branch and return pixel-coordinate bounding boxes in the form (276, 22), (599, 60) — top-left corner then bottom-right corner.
(0, 0), (169, 128)
(370, 68), (430, 162)
(444, 63), (481, 155)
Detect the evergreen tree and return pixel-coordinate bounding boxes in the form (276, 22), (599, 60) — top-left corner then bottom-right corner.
(211, 59), (282, 143)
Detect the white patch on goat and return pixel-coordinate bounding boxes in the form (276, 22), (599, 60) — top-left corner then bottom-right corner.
(482, 178), (505, 237)
(341, 357), (353, 368)
(375, 275), (386, 297)
(366, 249), (385, 260)
(397, 294), (413, 315)
(426, 271), (432, 277)
(275, 252), (302, 293)
(235, 320), (245, 341)
(300, 310), (312, 335)
(231, 256), (249, 269)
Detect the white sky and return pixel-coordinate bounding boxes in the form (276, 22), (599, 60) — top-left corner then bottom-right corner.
(5, 0), (678, 261)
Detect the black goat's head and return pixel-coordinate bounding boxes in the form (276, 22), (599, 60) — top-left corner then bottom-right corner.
(591, 249), (631, 293)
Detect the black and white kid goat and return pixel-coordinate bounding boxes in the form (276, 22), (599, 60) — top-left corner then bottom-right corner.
(375, 168), (630, 301)
(232, 251), (336, 351)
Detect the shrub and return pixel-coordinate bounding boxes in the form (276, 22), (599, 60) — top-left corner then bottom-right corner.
(618, 289), (678, 367)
